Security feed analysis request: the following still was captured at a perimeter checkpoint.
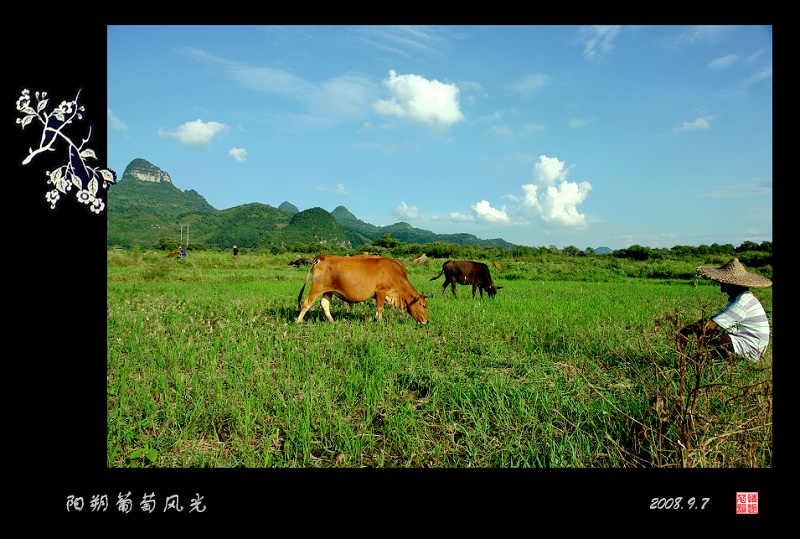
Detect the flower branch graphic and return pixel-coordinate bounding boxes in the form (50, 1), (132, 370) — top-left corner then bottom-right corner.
(16, 89), (116, 214)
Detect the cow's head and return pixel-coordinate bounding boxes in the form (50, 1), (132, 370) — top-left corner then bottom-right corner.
(486, 285), (503, 298)
(407, 294), (429, 324)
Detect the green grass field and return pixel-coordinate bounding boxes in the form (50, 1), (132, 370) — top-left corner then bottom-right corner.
(107, 250), (772, 468)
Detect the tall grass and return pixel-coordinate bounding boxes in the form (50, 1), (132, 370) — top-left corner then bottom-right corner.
(107, 250), (772, 467)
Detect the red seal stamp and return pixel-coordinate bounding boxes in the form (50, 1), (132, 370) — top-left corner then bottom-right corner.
(736, 492), (758, 514)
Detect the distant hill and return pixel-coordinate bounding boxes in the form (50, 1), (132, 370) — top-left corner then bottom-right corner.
(278, 201), (299, 213)
(107, 159), (217, 248)
(111, 158), (216, 218)
(330, 205), (515, 249)
(107, 158), (560, 251)
(280, 207), (351, 247)
(203, 202), (293, 248)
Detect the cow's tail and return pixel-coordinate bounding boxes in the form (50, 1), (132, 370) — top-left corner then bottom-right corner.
(296, 257), (320, 310)
(430, 268), (444, 281)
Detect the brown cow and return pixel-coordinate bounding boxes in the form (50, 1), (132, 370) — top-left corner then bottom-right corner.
(289, 257), (315, 268)
(430, 260), (503, 298)
(492, 261), (501, 270)
(167, 252), (181, 258)
(296, 255), (428, 324)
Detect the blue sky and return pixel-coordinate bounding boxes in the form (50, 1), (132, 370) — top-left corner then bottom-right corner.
(107, 25), (772, 251)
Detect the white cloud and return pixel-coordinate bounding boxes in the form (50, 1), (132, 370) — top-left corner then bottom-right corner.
(699, 181), (772, 198)
(517, 155), (592, 227)
(354, 25), (452, 58)
(708, 54), (738, 70)
(679, 25), (734, 45)
(308, 75), (377, 125)
(228, 147), (247, 162)
(569, 117), (597, 129)
(180, 47), (376, 130)
(488, 125), (512, 137)
(159, 119), (229, 148)
(107, 109), (127, 133)
(374, 70), (464, 128)
(506, 73), (550, 98)
(312, 183), (348, 195)
(471, 200), (511, 224)
(445, 155), (591, 230)
(578, 25), (621, 61)
(449, 212), (474, 222)
(521, 122), (546, 134)
(674, 117), (711, 133)
(745, 65), (772, 85)
(180, 47), (312, 96)
(392, 201), (420, 220)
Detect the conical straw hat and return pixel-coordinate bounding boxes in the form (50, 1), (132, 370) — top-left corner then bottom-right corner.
(695, 258), (772, 288)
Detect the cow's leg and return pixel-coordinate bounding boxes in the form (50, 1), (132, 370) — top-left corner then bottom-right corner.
(449, 278), (458, 297)
(374, 294), (385, 322)
(296, 291), (321, 323)
(320, 292), (335, 323)
(472, 284), (478, 298)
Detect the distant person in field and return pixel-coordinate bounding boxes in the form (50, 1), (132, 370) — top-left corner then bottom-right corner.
(232, 245), (239, 261)
(679, 258), (771, 362)
(180, 246), (187, 258)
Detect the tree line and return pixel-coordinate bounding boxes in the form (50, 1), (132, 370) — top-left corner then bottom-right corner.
(151, 235), (770, 264)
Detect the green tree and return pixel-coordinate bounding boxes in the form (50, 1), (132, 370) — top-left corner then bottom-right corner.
(709, 243), (735, 255)
(670, 245), (698, 257)
(372, 234), (403, 250)
(735, 240), (759, 253)
(615, 245), (652, 261)
(154, 237), (181, 251)
(511, 246), (537, 259)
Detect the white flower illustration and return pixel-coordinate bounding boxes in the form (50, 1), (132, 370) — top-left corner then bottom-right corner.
(16, 89), (116, 213)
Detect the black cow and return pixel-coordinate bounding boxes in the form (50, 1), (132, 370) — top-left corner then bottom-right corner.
(430, 260), (503, 298)
(289, 257), (315, 268)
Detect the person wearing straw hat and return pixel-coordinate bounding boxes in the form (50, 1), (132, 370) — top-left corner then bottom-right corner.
(232, 244), (239, 261)
(679, 258), (772, 362)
